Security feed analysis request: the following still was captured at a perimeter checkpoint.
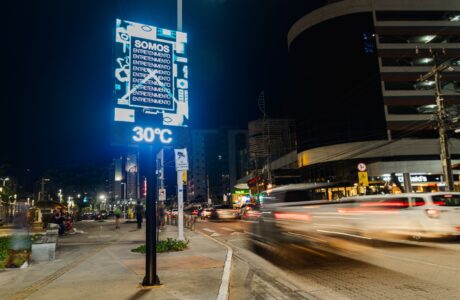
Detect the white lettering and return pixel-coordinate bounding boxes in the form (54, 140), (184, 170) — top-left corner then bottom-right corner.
(132, 127), (173, 144)
(134, 40), (170, 53)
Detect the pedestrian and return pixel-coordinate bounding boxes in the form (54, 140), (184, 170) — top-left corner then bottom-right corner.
(114, 207), (122, 229)
(158, 202), (165, 229)
(54, 209), (66, 235)
(135, 201), (144, 229)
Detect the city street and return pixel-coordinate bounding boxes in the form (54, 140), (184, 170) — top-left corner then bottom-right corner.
(196, 219), (460, 299)
(0, 219), (227, 300)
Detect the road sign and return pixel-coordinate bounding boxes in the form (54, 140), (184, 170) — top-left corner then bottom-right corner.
(174, 148), (189, 171)
(357, 163), (367, 172)
(182, 170), (187, 184)
(358, 171), (369, 187)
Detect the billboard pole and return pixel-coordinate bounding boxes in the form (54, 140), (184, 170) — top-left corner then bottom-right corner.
(174, 148), (188, 241)
(177, 0), (183, 31)
(142, 145), (161, 287)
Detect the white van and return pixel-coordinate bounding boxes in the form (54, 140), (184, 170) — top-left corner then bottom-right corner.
(339, 192), (460, 239)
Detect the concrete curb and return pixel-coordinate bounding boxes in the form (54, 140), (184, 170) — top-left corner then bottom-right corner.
(197, 230), (233, 300)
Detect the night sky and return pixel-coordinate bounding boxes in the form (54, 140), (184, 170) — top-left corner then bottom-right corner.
(2, 0), (325, 175)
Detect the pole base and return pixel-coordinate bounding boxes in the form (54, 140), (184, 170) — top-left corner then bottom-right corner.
(141, 275), (161, 288)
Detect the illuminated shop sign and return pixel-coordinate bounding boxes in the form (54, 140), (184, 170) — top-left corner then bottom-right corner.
(112, 19), (188, 146)
(381, 174), (441, 183)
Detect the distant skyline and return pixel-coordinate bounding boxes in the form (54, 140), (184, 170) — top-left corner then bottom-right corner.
(2, 0), (325, 174)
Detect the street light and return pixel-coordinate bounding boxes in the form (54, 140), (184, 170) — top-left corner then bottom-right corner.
(0, 177), (10, 187)
(39, 178), (50, 202)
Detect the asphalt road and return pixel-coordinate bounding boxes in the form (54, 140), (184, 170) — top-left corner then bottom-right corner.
(196, 219), (460, 300)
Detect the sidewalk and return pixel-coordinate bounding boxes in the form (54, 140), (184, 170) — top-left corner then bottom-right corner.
(0, 222), (228, 300)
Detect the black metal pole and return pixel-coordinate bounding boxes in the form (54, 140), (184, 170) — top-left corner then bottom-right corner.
(142, 145), (160, 287)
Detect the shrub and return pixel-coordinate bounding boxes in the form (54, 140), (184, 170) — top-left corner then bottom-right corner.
(131, 238), (189, 254)
(0, 236), (11, 267)
(0, 235), (32, 268)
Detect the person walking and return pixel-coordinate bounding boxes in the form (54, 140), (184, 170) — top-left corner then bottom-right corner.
(135, 201), (144, 229)
(114, 207), (122, 229)
(158, 202), (165, 230)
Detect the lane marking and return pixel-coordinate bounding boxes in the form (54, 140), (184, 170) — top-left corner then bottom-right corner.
(221, 227), (235, 232)
(210, 233), (221, 237)
(202, 228), (216, 233)
(230, 232), (243, 236)
(88, 235), (112, 239)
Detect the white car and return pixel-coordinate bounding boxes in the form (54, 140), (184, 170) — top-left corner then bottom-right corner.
(336, 192), (460, 239)
(250, 184), (460, 246)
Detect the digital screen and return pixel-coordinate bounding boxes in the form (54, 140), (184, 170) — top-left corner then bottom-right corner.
(113, 19), (188, 146)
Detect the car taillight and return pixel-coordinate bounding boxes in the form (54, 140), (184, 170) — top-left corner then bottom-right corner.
(425, 208), (440, 219)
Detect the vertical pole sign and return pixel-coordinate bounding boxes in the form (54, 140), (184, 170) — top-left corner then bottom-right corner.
(113, 19), (189, 287)
(174, 148), (189, 241)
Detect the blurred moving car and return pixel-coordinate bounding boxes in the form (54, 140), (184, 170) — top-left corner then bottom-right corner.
(250, 183), (460, 248)
(339, 192), (460, 239)
(240, 204), (261, 221)
(210, 205), (239, 220)
(201, 207), (213, 219)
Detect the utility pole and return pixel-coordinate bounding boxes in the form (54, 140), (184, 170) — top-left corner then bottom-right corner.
(39, 178), (50, 202)
(206, 175), (211, 206)
(416, 47), (455, 191)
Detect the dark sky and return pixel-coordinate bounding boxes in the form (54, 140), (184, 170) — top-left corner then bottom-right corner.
(2, 0), (325, 174)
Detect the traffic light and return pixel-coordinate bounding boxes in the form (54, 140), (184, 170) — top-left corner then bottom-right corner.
(83, 196), (88, 203)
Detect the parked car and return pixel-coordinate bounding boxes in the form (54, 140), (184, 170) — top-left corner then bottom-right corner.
(81, 212), (95, 220)
(210, 205), (239, 221)
(100, 210), (108, 219)
(94, 212), (104, 221)
(167, 209), (178, 216)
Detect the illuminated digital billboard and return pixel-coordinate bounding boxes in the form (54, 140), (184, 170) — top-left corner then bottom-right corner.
(112, 19), (188, 146)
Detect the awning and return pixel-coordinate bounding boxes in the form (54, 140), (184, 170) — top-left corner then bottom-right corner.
(234, 183), (249, 190)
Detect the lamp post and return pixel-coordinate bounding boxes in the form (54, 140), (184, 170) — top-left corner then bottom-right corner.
(0, 177), (9, 187)
(39, 178), (50, 202)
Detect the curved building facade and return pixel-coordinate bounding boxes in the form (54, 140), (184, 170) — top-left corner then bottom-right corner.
(288, 0), (460, 192)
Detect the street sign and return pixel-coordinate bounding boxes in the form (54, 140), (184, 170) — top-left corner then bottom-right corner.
(112, 19), (189, 146)
(174, 148), (189, 171)
(158, 188), (166, 201)
(357, 163), (367, 172)
(182, 170), (187, 184)
(358, 171), (369, 187)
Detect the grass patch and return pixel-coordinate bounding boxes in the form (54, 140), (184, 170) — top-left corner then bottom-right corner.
(132, 238), (189, 254)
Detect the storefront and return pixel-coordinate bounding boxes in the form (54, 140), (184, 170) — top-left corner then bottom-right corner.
(231, 188), (250, 208)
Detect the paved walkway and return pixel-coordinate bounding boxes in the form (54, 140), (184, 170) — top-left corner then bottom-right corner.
(0, 221), (227, 300)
